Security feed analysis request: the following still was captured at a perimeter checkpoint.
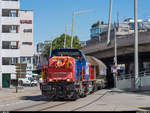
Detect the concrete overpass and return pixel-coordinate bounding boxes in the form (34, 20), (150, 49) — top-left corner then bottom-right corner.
(81, 32), (150, 68)
(81, 32), (150, 90)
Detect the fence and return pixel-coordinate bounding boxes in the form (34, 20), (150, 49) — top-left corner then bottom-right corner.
(116, 70), (150, 90)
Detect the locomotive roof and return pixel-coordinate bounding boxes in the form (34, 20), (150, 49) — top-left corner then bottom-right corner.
(50, 49), (86, 59)
(52, 48), (82, 52)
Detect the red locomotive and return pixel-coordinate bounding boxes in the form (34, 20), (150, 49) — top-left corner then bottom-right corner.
(41, 49), (106, 100)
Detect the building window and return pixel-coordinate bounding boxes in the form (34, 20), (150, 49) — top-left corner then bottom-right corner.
(2, 41), (19, 49)
(20, 57), (26, 64)
(2, 0), (19, 1)
(2, 9), (18, 17)
(2, 25), (19, 33)
(27, 57), (31, 64)
(2, 57), (18, 65)
(20, 57), (32, 64)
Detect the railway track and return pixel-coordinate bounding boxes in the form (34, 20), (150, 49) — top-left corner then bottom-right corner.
(72, 91), (109, 111)
(14, 90), (109, 111)
(14, 101), (70, 111)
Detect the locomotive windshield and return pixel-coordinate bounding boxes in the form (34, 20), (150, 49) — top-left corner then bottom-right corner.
(51, 49), (85, 60)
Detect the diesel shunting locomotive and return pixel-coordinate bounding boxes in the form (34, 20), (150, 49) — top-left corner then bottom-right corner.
(41, 49), (106, 100)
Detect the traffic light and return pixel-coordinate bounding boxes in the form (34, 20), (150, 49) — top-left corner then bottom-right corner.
(15, 64), (27, 78)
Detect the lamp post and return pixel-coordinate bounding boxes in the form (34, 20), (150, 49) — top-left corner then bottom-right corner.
(107, 0), (113, 45)
(71, 10), (95, 48)
(64, 25), (67, 48)
(49, 39), (53, 58)
(114, 26), (117, 88)
(134, 0), (139, 89)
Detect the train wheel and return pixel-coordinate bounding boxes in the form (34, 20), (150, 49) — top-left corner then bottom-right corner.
(71, 92), (78, 101)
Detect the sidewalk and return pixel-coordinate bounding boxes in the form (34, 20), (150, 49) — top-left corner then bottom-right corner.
(110, 88), (150, 97)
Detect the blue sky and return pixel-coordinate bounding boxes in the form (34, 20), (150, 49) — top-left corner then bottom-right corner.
(20, 0), (150, 46)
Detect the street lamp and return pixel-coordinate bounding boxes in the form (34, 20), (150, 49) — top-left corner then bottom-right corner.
(71, 9), (95, 48)
(49, 33), (59, 57)
(114, 26), (117, 88)
(107, 0), (113, 46)
(49, 38), (53, 58)
(64, 24), (67, 48)
(134, 0), (139, 89)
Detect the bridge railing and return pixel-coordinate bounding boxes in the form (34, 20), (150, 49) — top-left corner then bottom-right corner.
(117, 70), (150, 80)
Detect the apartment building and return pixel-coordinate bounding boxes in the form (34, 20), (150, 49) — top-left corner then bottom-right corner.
(0, 0), (34, 88)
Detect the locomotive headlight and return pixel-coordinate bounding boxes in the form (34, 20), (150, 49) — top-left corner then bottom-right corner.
(66, 78), (72, 82)
(49, 79), (53, 82)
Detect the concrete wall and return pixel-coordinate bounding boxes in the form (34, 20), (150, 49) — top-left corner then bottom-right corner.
(116, 78), (131, 90)
(116, 75), (150, 91)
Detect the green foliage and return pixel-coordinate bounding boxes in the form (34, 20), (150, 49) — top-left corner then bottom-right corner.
(92, 21), (100, 28)
(42, 34), (81, 59)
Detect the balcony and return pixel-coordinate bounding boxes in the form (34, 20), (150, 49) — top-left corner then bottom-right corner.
(1, 0), (20, 9)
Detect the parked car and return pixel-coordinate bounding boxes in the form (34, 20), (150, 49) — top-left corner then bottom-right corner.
(18, 77), (38, 87)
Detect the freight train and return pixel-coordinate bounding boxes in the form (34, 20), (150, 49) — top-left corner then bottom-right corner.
(41, 49), (106, 100)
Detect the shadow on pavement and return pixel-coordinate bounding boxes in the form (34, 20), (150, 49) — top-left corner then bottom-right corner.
(138, 107), (150, 111)
(20, 95), (49, 101)
(110, 88), (150, 96)
(20, 95), (72, 102)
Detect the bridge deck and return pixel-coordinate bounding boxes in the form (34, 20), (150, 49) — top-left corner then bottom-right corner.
(81, 32), (150, 59)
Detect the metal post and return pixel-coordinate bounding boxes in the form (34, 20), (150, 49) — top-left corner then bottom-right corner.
(114, 27), (117, 88)
(64, 25), (67, 48)
(71, 10), (95, 48)
(49, 40), (53, 57)
(99, 24), (101, 42)
(71, 13), (75, 48)
(107, 0), (113, 45)
(134, 0), (139, 89)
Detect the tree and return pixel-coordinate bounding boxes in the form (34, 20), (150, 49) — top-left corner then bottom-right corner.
(42, 34), (81, 59)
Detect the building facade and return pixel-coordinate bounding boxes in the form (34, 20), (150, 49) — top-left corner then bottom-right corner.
(34, 40), (52, 72)
(0, 0), (34, 88)
(86, 18), (150, 46)
(19, 10), (34, 77)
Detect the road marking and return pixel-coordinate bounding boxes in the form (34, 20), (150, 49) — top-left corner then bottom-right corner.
(136, 105), (145, 108)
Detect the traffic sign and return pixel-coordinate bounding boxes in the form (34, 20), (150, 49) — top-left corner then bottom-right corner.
(112, 65), (117, 73)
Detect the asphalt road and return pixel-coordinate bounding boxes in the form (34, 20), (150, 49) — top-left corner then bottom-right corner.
(0, 87), (150, 111)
